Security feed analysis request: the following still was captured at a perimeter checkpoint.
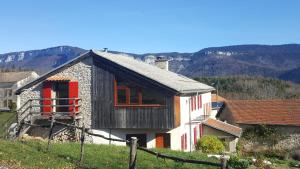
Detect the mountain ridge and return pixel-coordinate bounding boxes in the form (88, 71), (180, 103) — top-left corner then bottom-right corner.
(0, 44), (300, 83)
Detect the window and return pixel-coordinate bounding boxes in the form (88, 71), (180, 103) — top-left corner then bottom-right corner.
(117, 87), (128, 104)
(114, 77), (166, 107)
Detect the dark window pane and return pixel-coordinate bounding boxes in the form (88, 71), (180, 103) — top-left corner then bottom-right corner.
(117, 89), (127, 104)
(130, 88), (139, 104)
(142, 88), (165, 105)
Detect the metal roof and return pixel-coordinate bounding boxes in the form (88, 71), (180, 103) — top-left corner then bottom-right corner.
(92, 50), (214, 94)
(16, 50), (214, 94)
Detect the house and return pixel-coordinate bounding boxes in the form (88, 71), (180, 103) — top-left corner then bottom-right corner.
(0, 71), (38, 111)
(211, 94), (226, 119)
(217, 99), (300, 150)
(15, 50), (239, 151)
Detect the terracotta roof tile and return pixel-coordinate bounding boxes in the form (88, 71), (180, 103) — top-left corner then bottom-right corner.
(226, 99), (300, 126)
(203, 118), (242, 137)
(46, 76), (74, 81)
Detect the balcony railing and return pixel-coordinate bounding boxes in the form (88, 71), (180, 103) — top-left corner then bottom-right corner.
(17, 98), (81, 122)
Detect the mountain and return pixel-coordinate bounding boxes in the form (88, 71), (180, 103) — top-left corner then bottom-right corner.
(0, 46), (86, 74)
(180, 44), (300, 78)
(1, 44), (300, 83)
(279, 66), (300, 83)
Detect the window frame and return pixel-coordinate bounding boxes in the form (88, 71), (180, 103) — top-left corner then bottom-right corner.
(114, 79), (166, 107)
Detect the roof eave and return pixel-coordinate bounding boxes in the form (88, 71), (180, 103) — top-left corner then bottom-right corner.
(15, 50), (90, 95)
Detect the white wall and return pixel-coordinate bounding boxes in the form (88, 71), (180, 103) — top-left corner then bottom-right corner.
(91, 92), (212, 152)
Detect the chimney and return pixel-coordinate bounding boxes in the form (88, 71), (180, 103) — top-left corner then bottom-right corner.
(154, 56), (169, 71)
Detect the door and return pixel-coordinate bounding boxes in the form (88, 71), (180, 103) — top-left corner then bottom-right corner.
(156, 133), (170, 148)
(53, 82), (69, 113)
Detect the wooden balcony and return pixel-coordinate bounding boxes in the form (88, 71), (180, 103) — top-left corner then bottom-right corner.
(17, 98), (82, 122)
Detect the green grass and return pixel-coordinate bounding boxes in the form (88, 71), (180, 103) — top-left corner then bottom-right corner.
(0, 112), (16, 137)
(0, 139), (220, 169)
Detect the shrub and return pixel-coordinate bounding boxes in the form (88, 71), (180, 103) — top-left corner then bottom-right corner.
(228, 155), (249, 169)
(195, 136), (224, 153)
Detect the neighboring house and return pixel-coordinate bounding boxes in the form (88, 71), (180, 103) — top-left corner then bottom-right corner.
(217, 99), (300, 150)
(15, 50), (239, 151)
(0, 71), (39, 111)
(217, 99), (300, 130)
(202, 118), (242, 152)
(211, 94), (226, 119)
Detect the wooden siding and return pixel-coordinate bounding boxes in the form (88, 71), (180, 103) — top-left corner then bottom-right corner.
(92, 56), (175, 129)
(174, 96), (181, 127)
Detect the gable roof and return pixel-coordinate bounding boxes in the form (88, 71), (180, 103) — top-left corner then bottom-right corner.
(0, 71), (36, 83)
(225, 99), (300, 126)
(16, 50), (214, 95)
(203, 118), (242, 137)
(92, 50), (214, 94)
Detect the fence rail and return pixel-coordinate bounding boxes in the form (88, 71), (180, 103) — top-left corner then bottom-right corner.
(16, 119), (228, 169)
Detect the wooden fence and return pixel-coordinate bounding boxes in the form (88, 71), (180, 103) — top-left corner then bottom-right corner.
(17, 119), (228, 169)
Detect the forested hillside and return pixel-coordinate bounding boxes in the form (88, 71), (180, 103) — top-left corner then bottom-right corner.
(195, 76), (300, 100)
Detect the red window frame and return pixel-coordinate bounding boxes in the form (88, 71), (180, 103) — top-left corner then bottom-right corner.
(114, 79), (165, 107)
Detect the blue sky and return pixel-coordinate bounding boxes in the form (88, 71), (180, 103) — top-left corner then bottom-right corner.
(0, 0), (300, 54)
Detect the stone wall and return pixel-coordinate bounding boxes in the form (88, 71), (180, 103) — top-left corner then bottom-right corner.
(18, 57), (93, 127)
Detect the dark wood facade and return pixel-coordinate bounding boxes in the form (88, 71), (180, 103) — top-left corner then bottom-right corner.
(91, 54), (177, 129)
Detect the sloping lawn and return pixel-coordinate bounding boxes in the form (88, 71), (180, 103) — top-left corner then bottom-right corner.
(0, 112), (16, 137)
(0, 140), (220, 169)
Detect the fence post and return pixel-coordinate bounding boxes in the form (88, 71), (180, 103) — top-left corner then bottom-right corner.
(47, 116), (55, 151)
(79, 123), (85, 164)
(220, 155), (227, 169)
(128, 137), (138, 169)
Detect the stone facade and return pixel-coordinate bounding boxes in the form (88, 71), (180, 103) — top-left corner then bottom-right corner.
(18, 57), (93, 127)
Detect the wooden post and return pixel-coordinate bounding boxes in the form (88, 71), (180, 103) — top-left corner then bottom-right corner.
(47, 116), (55, 151)
(79, 123), (85, 164)
(220, 156), (227, 169)
(128, 137), (138, 169)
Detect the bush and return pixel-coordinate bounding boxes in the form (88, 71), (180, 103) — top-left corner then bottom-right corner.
(195, 136), (225, 153)
(228, 155), (249, 169)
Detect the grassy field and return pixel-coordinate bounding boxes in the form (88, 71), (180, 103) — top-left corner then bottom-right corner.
(0, 139), (220, 169)
(0, 112), (16, 137)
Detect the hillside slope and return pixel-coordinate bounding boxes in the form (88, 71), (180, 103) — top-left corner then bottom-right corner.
(279, 66), (300, 83)
(0, 140), (218, 169)
(195, 76), (300, 100)
(1, 44), (300, 83)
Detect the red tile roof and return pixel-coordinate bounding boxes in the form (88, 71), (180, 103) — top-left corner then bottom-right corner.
(203, 118), (242, 137)
(46, 76), (74, 81)
(225, 99), (300, 126)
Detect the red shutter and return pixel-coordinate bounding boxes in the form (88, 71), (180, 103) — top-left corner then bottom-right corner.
(200, 95), (202, 108)
(69, 81), (79, 116)
(184, 133), (187, 150)
(191, 97), (193, 111)
(181, 135), (184, 150)
(194, 96), (197, 110)
(42, 82), (52, 116)
(194, 127), (197, 145)
(199, 124), (203, 138)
